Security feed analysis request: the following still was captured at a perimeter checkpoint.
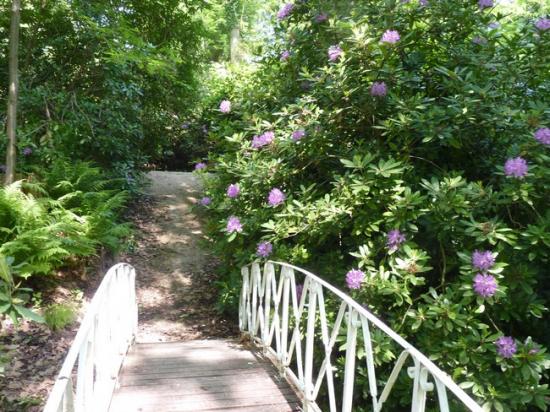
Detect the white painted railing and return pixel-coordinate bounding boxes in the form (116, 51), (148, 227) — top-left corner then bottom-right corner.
(239, 261), (483, 412)
(43, 263), (138, 412)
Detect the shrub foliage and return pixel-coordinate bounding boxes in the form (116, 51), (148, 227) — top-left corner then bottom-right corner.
(199, 0), (550, 410)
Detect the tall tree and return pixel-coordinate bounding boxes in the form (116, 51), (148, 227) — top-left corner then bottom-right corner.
(4, 0), (20, 185)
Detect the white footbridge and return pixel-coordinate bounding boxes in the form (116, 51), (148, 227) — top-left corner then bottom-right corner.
(43, 262), (483, 412)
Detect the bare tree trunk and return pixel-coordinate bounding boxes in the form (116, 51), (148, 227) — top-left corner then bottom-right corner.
(230, 27), (240, 64)
(5, 0), (21, 185)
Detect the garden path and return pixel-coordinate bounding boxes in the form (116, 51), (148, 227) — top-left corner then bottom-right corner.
(110, 172), (300, 411)
(124, 171), (235, 342)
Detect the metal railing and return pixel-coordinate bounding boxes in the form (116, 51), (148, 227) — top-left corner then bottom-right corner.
(239, 261), (483, 412)
(43, 263), (138, 412)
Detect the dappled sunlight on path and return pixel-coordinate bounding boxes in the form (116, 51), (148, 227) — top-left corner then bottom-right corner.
(122, 172), (236, 343)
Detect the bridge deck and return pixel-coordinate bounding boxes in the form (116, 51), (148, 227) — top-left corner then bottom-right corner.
(109, 339), (301, 412)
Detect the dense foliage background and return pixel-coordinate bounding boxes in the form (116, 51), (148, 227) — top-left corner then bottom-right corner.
(1, 0), (549, 410)
(197, 0), (550, 410)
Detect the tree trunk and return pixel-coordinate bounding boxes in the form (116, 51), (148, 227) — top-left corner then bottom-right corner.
(230, 27), (240, 64)
(5, 0), (21, 185)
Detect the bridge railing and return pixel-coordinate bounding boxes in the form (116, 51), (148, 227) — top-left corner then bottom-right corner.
(239, 261), (483, 412)
(43, 263), (137, 412)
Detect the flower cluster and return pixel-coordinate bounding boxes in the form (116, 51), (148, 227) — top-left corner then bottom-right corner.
(472, 250), (495, 271)
(472, 36), (487, 45)
(280, 50), (291, 61)
(315, 13), (328, 23)
(219, 100), (231, 113)
(535, 18), (550, 31)
(194, 162), (207, 171)
(381, 30), (400, 44)
(251, 131), (275, 149)
(277, 3), (294, 20)
(328, 45), (343, 61)
(478, 0), (493, 9)
(473, 274), (498, 298)
(226, 216), (243, 233)
(370, 81), (388, 97)
(534, 127), (550, 145)
(226, 183), (240, 198)
(386, 229), (406, 251)
(256, 241), (273, 258)
(495, 336), (517, 358)
(268, 188), (285, 206)
(291, 130), (306, 141)
(345, 269), (365, 289)
(471, 250), (498, 298)
(504, 157), (528, 178)
(200, 196), (212, 206)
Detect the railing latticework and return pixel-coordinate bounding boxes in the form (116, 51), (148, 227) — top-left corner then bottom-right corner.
(239, 261), (483, 412)
(44, 263), (138, 412)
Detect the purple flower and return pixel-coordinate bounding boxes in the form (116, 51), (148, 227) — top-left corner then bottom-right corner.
(277, 3), (294, 20)
(194, 162), (207, 171)
(292, 130), (306, 141)
(280, 50), (291, 61)
(386, 229), (406, 251)
(220, 100), (231, 113)
(315, 13), (328, 23)
(200, 196), (212, 206)
(22, 147), (33, 156)
(251, 131), (275, 149)
(345, 269), (365, 289)
(226, 184), (240, 198)
(419, 0), (429, 6)
(381, 30), (400, 44)
(251, 135), (264, 148)
(226, 216), (243, 233)
(488, 22), (500, 30)
(473, 274), (498, 297)
(478, 0), (493, 9)
(328, 45), (343, 62)
(495, 336), (517, 358)
(535, 18), (550, 31)
(534, 127), (550, 145)
(504, 157), (528, 178)
(472, 36), (487, 45)
(268, 188), (286, 206)
(296, 284), (304, 303)
(472, 250), (495, 272)
(256, 241), (273, 258)
(262, 131), (275, 144)
(370, 81), (388, 97)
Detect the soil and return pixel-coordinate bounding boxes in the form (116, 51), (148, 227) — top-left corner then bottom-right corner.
(121, 171), (236, 342)
(0, 171), (236, 411)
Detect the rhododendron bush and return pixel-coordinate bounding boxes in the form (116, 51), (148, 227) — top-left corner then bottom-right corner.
(197, 0), (550, 410)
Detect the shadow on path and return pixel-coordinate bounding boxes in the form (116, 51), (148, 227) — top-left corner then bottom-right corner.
(122, 171), (237, 343)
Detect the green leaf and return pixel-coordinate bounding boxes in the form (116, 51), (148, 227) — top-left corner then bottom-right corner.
(13, 305), (45, 323)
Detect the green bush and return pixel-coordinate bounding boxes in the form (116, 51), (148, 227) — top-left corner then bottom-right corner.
(199, 0), (550, 410)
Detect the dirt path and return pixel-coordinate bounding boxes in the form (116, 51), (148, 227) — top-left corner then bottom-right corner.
(123, 171), (235, 342)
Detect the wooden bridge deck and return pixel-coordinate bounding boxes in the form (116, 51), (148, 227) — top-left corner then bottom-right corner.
(109, 339), (302, 412)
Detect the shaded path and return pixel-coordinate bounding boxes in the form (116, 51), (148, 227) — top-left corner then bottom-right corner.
(123, 171), (235, 342)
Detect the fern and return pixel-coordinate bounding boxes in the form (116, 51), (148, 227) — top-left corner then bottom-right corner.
(0, 158), (131, 280)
